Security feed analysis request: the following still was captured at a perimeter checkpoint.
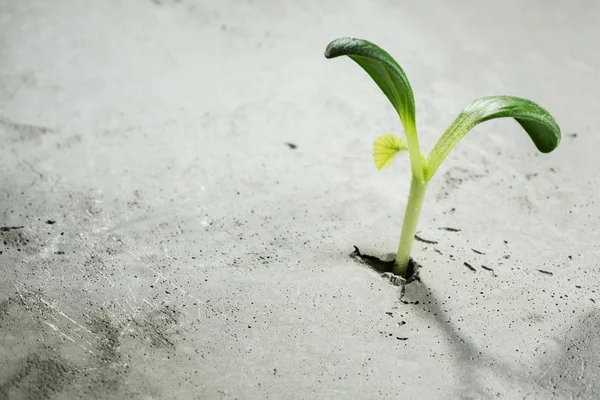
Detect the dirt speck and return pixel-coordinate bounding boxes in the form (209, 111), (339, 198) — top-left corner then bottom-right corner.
(525, 173), (538, 180)
(463, 262), (476, 272)
(439, 227), (461, 232)
(414, 234), (437, 244)
(0, 226), (24, 232)
(480, 265), (496, 277)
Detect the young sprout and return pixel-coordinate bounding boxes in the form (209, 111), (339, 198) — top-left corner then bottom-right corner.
(325, 37), (561, 278)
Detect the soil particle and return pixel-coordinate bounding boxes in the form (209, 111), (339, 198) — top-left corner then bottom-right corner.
(480, 265), (494, 273)
(0, 226), (24, 232)
(400, 299), (420, 305)
(380, 272), (405, 287)
(463, 262), (476, 272)
(439, 227), (461, 232)
(414, 234), (437, 244)
(285, 142), (297, 149)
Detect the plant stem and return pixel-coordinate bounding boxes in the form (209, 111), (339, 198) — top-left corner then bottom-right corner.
(394, 176), (428, 277)
(403, 122), (424, 182)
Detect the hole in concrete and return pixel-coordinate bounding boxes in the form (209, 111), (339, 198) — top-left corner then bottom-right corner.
(350, 245), (421, 284)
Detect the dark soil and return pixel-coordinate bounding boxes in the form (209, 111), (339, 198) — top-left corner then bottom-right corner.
(350, 245), (421, 282)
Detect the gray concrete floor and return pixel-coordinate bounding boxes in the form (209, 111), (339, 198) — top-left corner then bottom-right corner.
(1, 1), (599, 399)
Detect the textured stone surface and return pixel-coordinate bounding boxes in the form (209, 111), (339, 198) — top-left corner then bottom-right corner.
(1, 1), (599, 399)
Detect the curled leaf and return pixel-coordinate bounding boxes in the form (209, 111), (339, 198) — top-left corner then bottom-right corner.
(325, 38), (424, 179)
(426, 96), (561, 180)
(373, 134), (407, 170)
(324, 38), (416, 132)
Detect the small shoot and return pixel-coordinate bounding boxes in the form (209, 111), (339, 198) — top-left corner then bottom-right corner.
(325, 37), (561, 278)
(373, 134), (407, 170)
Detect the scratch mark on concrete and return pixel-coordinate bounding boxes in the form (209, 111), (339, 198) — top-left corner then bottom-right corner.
(13, 282), (26, 307)
(43, 268), (56, 280)
(142, 299), (155, 308)
(43, 321), (94, 354)
(118, 321), (134, 339)
(98, 269), (114, 287)
(44, 321), (58, 330)
(124, 299), (138, 315)
(48, 314), (60, 323)
(40, 299), (94, 334)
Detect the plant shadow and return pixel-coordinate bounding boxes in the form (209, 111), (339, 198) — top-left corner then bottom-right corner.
(405, 278), (600, 398)
(350, 249), (600, 398)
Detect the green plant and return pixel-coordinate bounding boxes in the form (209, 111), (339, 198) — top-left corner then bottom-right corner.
(325, 37), (561, 278)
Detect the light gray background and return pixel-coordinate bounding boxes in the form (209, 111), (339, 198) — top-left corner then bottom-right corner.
(1, 1), (599, 399)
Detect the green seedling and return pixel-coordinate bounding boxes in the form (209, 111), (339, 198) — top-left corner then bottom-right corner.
(325, 37), (561, 278)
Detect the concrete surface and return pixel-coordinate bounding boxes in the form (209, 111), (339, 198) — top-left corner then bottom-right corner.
(1, 1), (599, 399)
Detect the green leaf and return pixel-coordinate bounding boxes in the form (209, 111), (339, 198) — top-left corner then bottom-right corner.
(426, 96), (561, 180)
(373, 134), (407, 170)
(324, 37), (416, 133)
(325, 37), (424, 180)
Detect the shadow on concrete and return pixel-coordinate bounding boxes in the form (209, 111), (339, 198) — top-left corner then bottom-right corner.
(407, 279), (600, 399)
